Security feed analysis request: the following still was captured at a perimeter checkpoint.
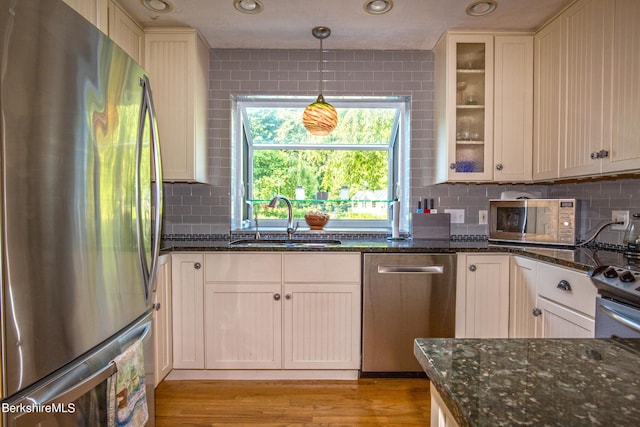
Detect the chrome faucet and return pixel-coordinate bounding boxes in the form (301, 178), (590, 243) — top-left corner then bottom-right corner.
(268, 195), (297, 240)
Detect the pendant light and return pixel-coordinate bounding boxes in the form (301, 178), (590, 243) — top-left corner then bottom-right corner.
(303, 26), (338, 136)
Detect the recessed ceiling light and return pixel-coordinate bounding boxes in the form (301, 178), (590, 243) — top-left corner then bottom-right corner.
(364, 0), (393, 15)
(141, 0), (173, 13)
(234, 0), (263, 14)
(466, 0), (498, 16)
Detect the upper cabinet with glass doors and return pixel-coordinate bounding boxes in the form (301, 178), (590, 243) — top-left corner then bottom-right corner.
(434, 32), (533, 183)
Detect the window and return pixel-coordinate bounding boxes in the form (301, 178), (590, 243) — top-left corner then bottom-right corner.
(231, 96), (410, 230)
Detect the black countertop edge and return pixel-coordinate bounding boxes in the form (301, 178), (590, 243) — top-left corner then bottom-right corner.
(160, 239), (630, 272)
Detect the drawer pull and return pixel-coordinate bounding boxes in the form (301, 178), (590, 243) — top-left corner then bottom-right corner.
(194, 262), (202, 270)
(557, 280), (571, 291)
(468, 264), (477, 272)
(532, 308), (542, 317)
(274, 293), (281, 301)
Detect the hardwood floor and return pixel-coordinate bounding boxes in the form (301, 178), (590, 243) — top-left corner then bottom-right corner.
(155, 378), (431, 426)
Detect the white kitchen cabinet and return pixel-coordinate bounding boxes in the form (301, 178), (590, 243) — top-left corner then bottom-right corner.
(435, 33), (494, 182)
(535, 297), (595, 338)
(559, 0), (612, 178)
(430, 383), (460, 427)
(435, 32), (533, 183)
(204, 252), (282, 369)
(152, 254), (172, 386)
(171, 253), (204, 369)
(509, 256), (538, 338)
(493, 35), (533, 182)
(283, 253), (361, 370)
(455, 253), (510, 338)
(603, 0), (640, 173)
(144, 28), (209, 183)
(534, 0), (640, 180)
(62, 0), (108, 33)
(202, 252), (361, 373)
(533, 17), (562, 181)
(108, 0), (144, 64)
(533, 261), (596, 338)
(205, 282), (282, 369)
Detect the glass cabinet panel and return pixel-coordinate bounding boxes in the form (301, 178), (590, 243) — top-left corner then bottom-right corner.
(454, 42), (487, 174)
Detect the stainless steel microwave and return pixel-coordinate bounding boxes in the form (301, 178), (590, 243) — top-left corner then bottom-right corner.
(489, 199), (577, 246)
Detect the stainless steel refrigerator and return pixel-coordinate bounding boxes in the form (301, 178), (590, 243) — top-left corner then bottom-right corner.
(0, 0), (163, 425)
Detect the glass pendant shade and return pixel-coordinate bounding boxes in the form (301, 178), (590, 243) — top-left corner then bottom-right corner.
(303, 94), (338, 136)
(304, 26), (337, 136)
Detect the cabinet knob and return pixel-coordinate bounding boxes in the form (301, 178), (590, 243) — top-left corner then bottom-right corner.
(194, 262), (201, 270)
(274, 293), (281, 301)
(449, 163), (457, 170)
(153, 303), (161, 311)
(469, 264), (477, 272)
(590, 150), (610, 160)
(285, 294), (292, 300)
(557, 280), (572, 291)
(495, 163), (503, 171)
(532, 308), (542, 317)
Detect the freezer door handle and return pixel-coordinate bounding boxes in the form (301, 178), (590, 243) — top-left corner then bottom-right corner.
(377, 265), (444, 274)
(14, 362), (117, 426)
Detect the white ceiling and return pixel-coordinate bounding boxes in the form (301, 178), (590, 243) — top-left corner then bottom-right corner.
(124, 0), (573, 50)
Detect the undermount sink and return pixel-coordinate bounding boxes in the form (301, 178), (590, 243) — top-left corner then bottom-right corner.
(229, 238), (342, 247)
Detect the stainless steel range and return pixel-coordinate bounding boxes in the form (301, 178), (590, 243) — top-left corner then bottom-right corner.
(589, 265), (640, 338)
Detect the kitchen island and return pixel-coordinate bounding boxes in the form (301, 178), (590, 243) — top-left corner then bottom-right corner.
(414, 338), (640, 426)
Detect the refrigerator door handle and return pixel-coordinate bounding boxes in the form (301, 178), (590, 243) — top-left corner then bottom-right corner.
(136, 76), (164, 301)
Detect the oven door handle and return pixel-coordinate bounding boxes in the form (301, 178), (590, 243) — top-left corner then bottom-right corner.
(598, 303), (640, 333)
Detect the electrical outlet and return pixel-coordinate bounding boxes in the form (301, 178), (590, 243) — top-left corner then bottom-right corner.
(444, 209), (465, 224)
(479, 210), (488, 225)
(612, 210), (629, 231)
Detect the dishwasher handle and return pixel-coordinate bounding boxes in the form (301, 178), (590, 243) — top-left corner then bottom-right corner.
(377, 265), (444, 274)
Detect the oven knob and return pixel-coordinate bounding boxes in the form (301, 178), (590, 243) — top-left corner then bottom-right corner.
(620, 271), (636, 283)
(603, 268), (619, 279)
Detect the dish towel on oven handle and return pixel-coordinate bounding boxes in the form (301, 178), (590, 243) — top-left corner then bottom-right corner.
(107, 339), (149, 427)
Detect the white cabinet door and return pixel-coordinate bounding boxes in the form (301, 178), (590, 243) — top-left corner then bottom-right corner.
(108, 0), (144, 63)
(282, 253), (361, 370)
(604, 0), (640, 173)
(171, 253), (204, 369)
(283, 283), (361, 369)
(536, 297), (595, 338)
(493, 35), (533, 182)
(205, 283), (282, 369)
(153, 254), (172, 386)
(509, 256), (538, 338)
(560, 0), (612, 178)
(533, 18), (562, 181)
(456, 254), (510, 338)
(144, 28), (209, 183)
(62, 0), (108, 33)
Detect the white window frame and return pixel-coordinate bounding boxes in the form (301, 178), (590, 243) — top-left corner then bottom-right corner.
(231, 95), (410, 232)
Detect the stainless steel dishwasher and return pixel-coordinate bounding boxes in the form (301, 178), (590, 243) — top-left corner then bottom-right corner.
(362, 253), (456, 373)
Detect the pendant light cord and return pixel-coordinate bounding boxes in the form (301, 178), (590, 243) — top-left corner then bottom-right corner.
(319, 37), (324, 96)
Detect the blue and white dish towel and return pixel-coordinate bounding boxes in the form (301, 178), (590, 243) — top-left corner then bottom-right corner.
(107, 339), (149, 427)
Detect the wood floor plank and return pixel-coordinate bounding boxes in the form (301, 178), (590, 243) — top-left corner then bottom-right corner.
(154, 378), (431, 426)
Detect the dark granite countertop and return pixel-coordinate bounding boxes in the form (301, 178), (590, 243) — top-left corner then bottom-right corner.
(414, 338), (640, 427)
(161, 238), (628, 272)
